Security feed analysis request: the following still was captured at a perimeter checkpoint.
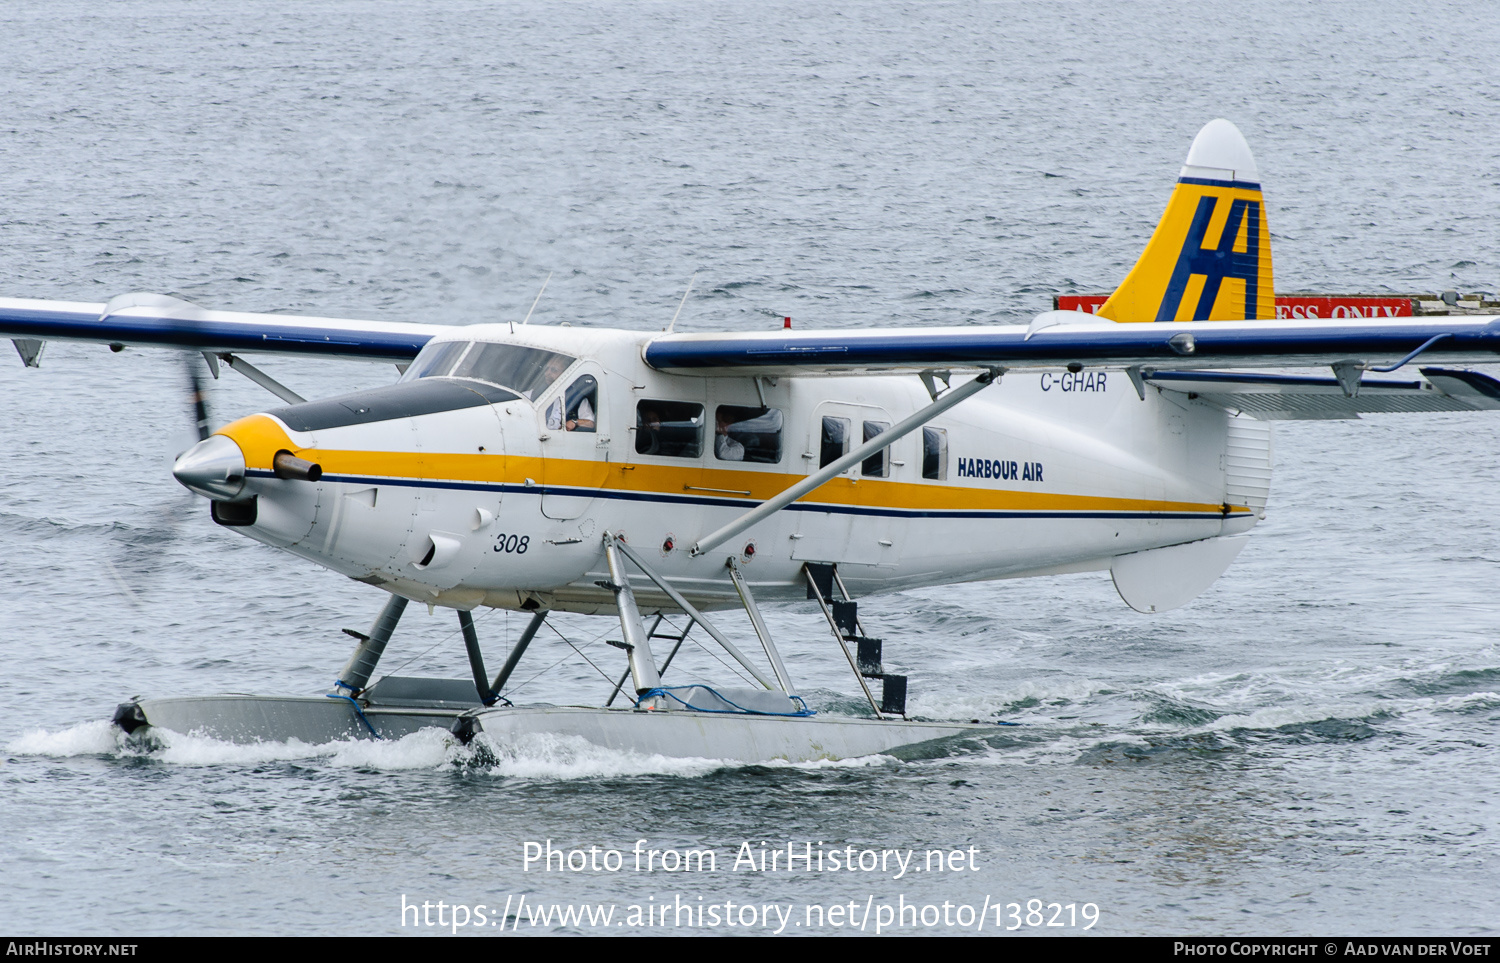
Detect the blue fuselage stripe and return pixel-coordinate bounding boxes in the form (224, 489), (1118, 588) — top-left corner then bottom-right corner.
(249, 469), (1226, 521)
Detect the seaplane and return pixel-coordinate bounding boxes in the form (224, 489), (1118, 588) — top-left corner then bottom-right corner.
(5, 119), (1500, 763)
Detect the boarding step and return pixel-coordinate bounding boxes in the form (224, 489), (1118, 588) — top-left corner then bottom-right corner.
(833, 599), (895, 676)
(804, 563), (909, 717)
(848, 635), (908, 717)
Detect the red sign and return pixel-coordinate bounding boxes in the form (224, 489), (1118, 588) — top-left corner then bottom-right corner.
(1272, 296), (1413, 319)
(1053, 295), (1111, 314)
(1054, 294), (1413, 319)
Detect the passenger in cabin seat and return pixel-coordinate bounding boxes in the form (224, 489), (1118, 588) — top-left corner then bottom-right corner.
(715, 409), (745, 460)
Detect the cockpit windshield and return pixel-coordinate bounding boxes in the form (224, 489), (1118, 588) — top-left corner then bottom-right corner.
(401, 341), (576, 401)
(401, 340), (469, 381)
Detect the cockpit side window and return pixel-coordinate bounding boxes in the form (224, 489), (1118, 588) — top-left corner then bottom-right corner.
(547, 374), (598, 432)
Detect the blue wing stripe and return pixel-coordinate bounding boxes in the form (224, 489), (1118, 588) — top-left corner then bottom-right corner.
(645, 319), (1500, 372)
(0, 299), (439, 361)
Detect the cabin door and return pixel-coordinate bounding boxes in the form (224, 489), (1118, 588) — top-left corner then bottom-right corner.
(790, 401), (890, 564)
(539, 364), (611, 520)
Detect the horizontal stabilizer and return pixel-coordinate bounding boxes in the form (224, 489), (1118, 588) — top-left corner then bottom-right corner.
(1146, 367), (1500, 420)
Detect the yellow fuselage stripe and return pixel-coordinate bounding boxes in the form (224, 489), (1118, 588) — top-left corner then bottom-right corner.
(218, 413), (1246, 516)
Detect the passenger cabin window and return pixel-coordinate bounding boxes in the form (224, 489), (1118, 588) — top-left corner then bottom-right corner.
(861, 421), (891, 477)
(401, 340), (576, 401)
(636, 401), (704, 457)
(820, 416), (850, 468)
(547, 374), (598, 432)
(923, 427), (948, 480)
(714, 406), (782, 464)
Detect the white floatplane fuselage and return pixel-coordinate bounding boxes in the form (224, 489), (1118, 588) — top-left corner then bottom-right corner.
(202, 321), (1266, 618)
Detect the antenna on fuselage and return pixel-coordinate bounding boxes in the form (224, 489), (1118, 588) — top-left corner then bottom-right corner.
(516, 272), (553, 331)
(664, 273), (699, 333)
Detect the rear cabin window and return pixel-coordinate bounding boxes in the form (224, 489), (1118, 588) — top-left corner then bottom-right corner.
(923, 427), (948, 480)
(820, 416), (850, 468)
(715, 406), (783, 464)
(861, 421), (891, 477)
(636, 401), (704, 457)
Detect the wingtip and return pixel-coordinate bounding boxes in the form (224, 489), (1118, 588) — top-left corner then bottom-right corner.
(1180, 118), (1259, 184)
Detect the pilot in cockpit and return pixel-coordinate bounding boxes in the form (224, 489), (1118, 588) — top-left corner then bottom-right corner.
(547, 374), (597, 432)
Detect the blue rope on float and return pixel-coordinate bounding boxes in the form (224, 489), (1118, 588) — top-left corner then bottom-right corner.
(327, 686), (383, 739)
(634, 685), (816, 717)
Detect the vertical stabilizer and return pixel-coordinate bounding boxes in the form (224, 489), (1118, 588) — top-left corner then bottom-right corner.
(1098, 120), (1275, 323)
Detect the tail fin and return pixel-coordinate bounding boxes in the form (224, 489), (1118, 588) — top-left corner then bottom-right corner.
(1098, 119), (1275, 323)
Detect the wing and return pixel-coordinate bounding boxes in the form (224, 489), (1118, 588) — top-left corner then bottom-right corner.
(0, 293), (445, 365)
(643, 315), (1500, 377)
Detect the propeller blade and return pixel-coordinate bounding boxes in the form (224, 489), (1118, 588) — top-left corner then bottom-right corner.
(185, 352), (212, 442)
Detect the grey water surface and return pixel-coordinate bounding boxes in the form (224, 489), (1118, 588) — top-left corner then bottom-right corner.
(1, 0), (1498, 937)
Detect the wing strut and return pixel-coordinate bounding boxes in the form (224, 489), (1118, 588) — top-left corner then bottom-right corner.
(689, 368), (1001, 557)
(220, 353), (307, 404)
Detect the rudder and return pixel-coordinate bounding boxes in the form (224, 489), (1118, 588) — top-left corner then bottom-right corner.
(1098, 119), (1275, 323)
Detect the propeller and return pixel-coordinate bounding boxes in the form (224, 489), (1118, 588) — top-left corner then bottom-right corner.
(101, 351), (221, 606)
(186, 351), (213, 442)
